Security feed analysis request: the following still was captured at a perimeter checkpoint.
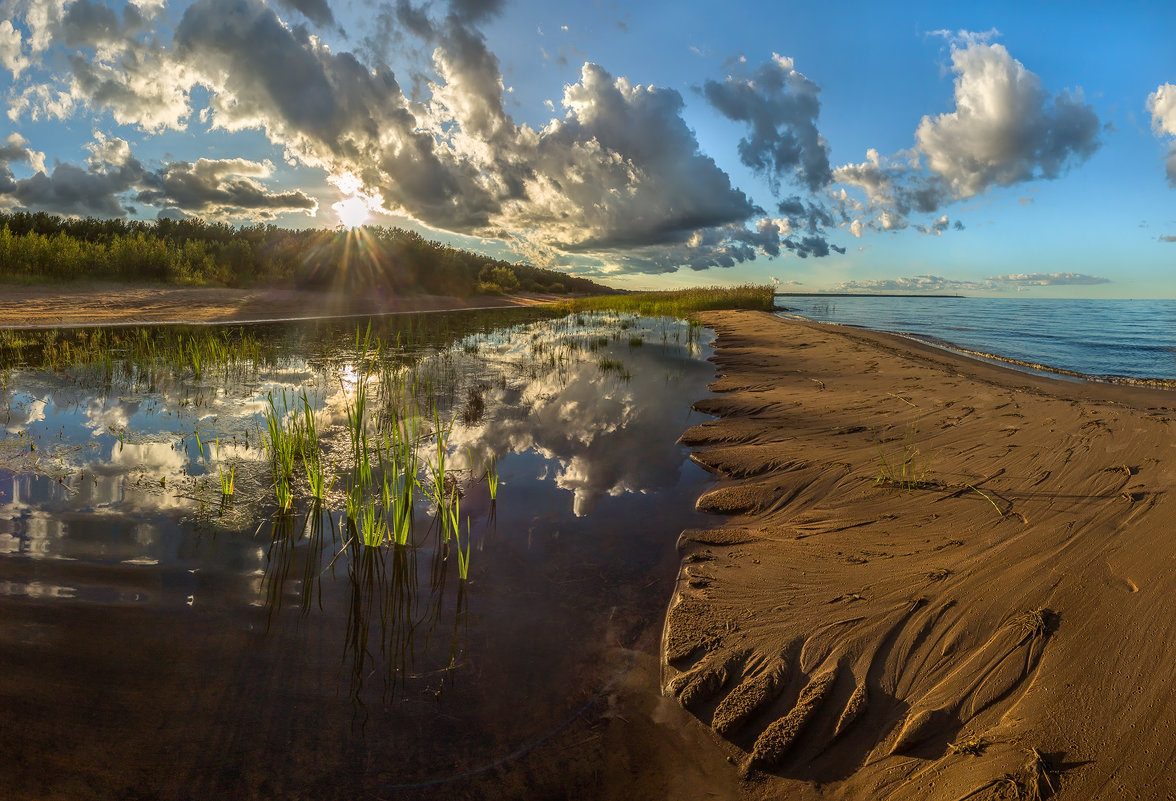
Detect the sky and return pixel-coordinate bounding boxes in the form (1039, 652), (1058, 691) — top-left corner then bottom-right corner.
(1, 0), (1174, 296)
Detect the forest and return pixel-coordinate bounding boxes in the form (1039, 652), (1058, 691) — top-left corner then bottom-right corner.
(0, 212), (613, 296)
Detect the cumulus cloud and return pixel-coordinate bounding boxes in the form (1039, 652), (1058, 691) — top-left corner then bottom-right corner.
(916, 43), (1100, 196)
(136, 158), (318, 218)
(0, 133), (317, 219)
(271, 0), (334, 26)
(3, 0), (804, 272)
(702, 53), (831, 193)
(989, 272), (1109, 286)
(1147, 83), (1176, 185)
(0, 20), (30, 77)
(916, 214), (954, 236)
(514, 63), (760, 255)
(833, 275), (985, 293)
(835, 38), (1100, 234)
(0, 132), (46, 179)
(833, 271), (1109, 293)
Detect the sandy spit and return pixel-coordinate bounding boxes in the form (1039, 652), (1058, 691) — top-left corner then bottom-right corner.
(664, 309), (1176, 800)
(0, 282), (559, 328)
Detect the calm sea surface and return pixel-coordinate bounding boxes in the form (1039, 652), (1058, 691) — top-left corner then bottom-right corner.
(775, 296), (1176, 385)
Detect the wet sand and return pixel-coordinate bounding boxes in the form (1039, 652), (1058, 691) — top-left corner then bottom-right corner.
(663, 309), (1176, 799)
(0, 282), (559, 328)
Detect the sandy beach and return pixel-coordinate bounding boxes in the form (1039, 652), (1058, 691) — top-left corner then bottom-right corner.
(6, 293), (1176, 798)
(0, 283), (558, 328)
(664, 309), (1176, 799)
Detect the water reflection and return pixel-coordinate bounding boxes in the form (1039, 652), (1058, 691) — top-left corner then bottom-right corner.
(0, 309), (718, 797)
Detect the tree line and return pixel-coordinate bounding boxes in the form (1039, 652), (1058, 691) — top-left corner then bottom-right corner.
(0, 211), (613, 296)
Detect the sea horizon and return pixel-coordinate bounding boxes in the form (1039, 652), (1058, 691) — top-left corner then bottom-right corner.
(774, 295), (1176, 387)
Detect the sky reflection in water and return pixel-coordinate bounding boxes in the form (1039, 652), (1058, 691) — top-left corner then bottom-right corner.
(0, 309), (717, 796)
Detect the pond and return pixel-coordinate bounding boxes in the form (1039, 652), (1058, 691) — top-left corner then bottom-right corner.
(0, 308), (734, 799)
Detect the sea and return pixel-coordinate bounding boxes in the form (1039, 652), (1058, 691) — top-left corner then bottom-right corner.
(773, 295), (1176, 387)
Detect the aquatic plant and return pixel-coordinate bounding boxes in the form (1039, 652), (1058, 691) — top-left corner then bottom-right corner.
(215, 437), (235, 498)
(264, 390), (298, 512)
(485, 454), (499, 502)
(456, 519), (471, 581)
(299, 391), (332, 501)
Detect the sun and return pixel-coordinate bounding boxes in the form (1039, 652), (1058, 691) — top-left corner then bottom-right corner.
(333, 193), (371, 229)
(329, 173), (382, 229)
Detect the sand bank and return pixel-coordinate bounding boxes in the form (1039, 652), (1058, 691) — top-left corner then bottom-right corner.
(665, 310), (1176, 799)
(0, 282), (558, 328)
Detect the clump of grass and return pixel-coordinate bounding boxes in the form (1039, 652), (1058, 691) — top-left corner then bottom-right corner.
(947, 736), (987, 756)
(598, 357), (624, 372)
(1016, 609), (1050, 645)
(628, 336), (644, 348)
(873, 429), (927, 490)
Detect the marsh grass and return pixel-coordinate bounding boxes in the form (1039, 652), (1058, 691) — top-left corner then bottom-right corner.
(215, 437), (235, 498)
(456, 519), (471, 581)
(485, 454), (499, 502)
(562, 284), (774, 317)
(264, 390), (298, 512)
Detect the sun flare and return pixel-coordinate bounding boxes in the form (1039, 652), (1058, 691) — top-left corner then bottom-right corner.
(329, 173), (383, 229)
(333, 194), (371, 229)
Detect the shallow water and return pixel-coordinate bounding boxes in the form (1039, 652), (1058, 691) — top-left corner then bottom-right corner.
(775, 295), (1176, 384)
(0, 310), (718, 799)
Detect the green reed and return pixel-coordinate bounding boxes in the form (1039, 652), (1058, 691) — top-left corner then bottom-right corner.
(264, 390), (298, 512)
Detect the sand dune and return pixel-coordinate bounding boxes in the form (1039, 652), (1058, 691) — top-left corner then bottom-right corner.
(664, 310), (1176, 799)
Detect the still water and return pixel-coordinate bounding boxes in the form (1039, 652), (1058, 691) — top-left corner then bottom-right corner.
(775, 295), (1176, 385)
(0, 309), (717, 799)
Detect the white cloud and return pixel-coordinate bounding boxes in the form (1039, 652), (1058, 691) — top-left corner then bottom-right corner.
(1147, 83), (1176, 186)
(916, 42), (1100, 199)
(834, 37), (1100, 235)
(0, 20), (29, 77)
(990, 272), (1109, 286)
(834, 271), (1109, 293)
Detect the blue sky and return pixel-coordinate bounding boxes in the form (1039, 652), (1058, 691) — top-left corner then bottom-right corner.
(1, 0), (1174, 296)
